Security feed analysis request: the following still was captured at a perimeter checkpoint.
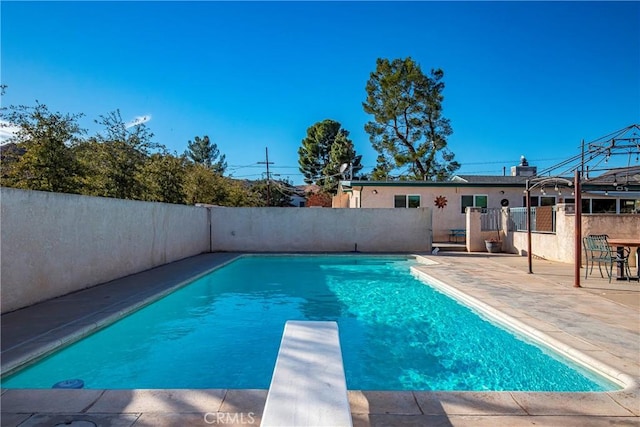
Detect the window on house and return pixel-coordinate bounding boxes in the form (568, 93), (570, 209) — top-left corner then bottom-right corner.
(394, 195), (420, 208)
(570, 198), (639, 214)
(540, 196), (556, 206)
(523, 195), (556, 207)
(523, 196), (537, 207)
(461, 194), (487, 214)
(621, 199), (640, 214)
(591, 198), (616, 213)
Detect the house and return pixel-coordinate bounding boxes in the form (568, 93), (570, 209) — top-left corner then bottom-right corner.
(290, 186), (307, 207)
(291, 184), (333, 208)
(335, 158), (640, 243)
(336, 176), (530, 242)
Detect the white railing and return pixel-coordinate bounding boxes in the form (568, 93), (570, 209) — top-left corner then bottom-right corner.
(510, 207), (557, 233)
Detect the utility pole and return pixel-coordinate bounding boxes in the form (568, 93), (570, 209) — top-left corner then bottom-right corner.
(258, 147), (274, 206)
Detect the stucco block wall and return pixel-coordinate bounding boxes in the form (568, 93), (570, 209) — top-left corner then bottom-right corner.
(511, 207), (639, 264)
(210, 207), (432, 253)
(0, 188), (210, 313)
(581, 214), (640, 239)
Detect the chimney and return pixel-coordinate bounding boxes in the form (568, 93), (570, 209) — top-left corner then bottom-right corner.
(511, 155), (537, 177)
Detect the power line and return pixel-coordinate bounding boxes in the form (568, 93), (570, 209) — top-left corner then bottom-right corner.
(230, 173), (264, 178)
(230, 156), (569, 171)
(226, 162), (260, 173)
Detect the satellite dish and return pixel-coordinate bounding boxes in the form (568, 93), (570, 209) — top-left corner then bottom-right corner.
(339, 163), (348, 174)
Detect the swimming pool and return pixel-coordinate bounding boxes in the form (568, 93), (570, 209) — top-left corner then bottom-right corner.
(1, 255), (618, 391)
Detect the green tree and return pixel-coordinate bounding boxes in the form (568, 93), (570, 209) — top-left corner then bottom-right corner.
(74, 139), (109, 196)
(223, 179), (263, 207)
(183, 163), (261, 207)
(139, 151), (187, 204)
(306, 190), (333, 207)
(0, 102), (84, 193)
(370, 154), (394, 181)
(298, 119), (362, 191)
(79, 110), (158, 200)
(183, 163), (227, 205)
(185, 135), (227, 174)
(252, 178), (294, 207)
(363, 57), (460, 181)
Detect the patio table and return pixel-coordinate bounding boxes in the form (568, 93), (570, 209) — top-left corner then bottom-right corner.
(607, 238), (640, 281)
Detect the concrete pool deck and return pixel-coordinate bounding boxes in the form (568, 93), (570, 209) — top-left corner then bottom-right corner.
(1, 252), (639, 426)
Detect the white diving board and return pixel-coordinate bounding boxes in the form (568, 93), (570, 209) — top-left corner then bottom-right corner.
(261, 321), (353, 427)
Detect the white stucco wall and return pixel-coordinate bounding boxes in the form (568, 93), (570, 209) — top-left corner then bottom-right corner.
(511, 207), (639, 264)
(1, 188), (210, 313)
(210, 207), (432, 253)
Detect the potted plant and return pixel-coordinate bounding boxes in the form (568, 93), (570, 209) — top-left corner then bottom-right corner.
(485, 228), (502, 253)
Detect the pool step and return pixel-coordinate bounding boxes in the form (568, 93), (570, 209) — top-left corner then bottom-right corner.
(261, 321), (352, 427)
(432, 242), (467, 252)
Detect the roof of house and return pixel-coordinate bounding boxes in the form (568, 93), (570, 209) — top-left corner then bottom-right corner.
(584, 166), (640, 185)
(340, 175), (529, 189)
(340, 166), (640, 191)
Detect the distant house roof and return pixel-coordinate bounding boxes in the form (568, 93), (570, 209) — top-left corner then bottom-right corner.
(295, 184), (323, 194)
(451, 175), (529, 184)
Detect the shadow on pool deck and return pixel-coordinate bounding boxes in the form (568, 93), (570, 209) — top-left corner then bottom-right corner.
(1, 251), (639, 426)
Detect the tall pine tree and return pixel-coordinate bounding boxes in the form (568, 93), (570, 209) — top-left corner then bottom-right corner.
(298, 119), (362, 192)
(363, 57), (460, 181)
(185, 135), (227, 174)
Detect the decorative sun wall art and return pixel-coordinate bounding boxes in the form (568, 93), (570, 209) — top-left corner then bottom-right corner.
(434, 195), (448, 209)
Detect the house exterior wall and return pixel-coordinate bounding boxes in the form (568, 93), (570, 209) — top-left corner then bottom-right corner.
(0, 188), (210, 313)
(210, 207), (432, 253)
(331, 192), (349, 208)
(465, 204), (638, 264)
(348, 185), (524, 242)
(290, 194), (306, 207)
(349, 189), (361, 208)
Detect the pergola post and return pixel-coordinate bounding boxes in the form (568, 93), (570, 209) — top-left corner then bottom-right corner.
(526, 179), (532, 274)
(574, 170), (582, 288)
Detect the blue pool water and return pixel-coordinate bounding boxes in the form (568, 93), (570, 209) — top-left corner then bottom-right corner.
(2, 256), (616, 391)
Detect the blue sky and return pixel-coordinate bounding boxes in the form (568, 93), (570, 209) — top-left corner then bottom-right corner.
(2, 1), (638, 184)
